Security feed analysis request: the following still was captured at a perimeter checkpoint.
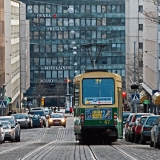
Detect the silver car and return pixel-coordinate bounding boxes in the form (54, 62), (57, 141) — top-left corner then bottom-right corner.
(1, 121), (15, 142)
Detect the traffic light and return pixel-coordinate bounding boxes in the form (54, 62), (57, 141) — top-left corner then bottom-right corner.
(64, 79), (71, 83)
(131, 84), (139, 89)
(122, 91), (127, 98)
(67, 79), (71, 83)
(41, 98), (44, 106)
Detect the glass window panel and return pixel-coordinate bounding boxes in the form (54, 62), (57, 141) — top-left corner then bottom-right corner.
(121, 5), (125, 13)
(92, 19), (96, 26)
(34, 32), (39, 39)
(52, 19), (56, 26)
(40, 71), (45, 79)
(102, 31), (106, 39)
(86, 5), (90, 13)
(117, 5), (120, 13)
(102, 18), (106, 25)
(75, 31), (80, 38)
(58, 71), (63, 78)
(64, 45), (68, 51)
(107, 5), (111, 13)
(52, 31), (57, 39)
(33, 5), (38, 13)
(64, 57), (70, 65)
(70, 70), (74, 78)
(58, 6), (62, 13)
(81, 57), (86, 64)
(30, 58), (34, 65)
(58, 18), (62, 26)
(122, 69), (125, 76)
(46, 58), (51, 65)
(40, 45), (45, 52)
(92, 31), (96, 38)
(39, 31), (44, 39)
(39, 18), (45, 26)
(34, 44), (39, 52)
(75, 19), (80, 26)
(97, 5), (101, 13)
(40, 58), (45, 65)
(92, 5), (96, 13)
(30, 71), (33, 79)
(81, 19), (85, 26)
(58, 31), (63, 39)
(102, 5), (106, 13)
(40, 5), (44, 13)
(64, 31), (68, 39)
(58, 57), (63, 65)
(46, 45), (51, 52)
(46, 18), (51, 26)
(63, 6), (68, 13)
(86, 31), (91, 39)
(97, 31), (101, 38)
(58, 45), (63, 52)
(46, 31), (51, 39)
(92, 46), (96, 51)
(27, 5), (32, 13)
(46, 5), (51, 13)
(70, 57), (74, 65)
(64, 18), (68, 26)
(75, 5), (80, 13)
(121, 44), (125, 51)
(46, 71), (51, 78)
(117, 44), (121, 51)
(52, 71), (57, 78)
(97, 18), (101, 26)
(52, 45), (57, 52)
(34, 71), (39, 80)
(81, 5), (85, 13)
(107, 57), (111, 64)
(34, 58), (39, 65)
(86, 57), (90, 64)
(81, 31), (85, 39)
(52, 5), (57, 13)
(111, 57), (117, 64)
(112, 5), (116, 13)
(33, 18), (39, 26)
(52, 57), (57, 65)
(86, 19), (90, 26)
(64, 71), (68, 78)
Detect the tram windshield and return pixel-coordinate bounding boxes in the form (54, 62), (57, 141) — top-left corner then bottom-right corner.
(82, 78), (115, 105)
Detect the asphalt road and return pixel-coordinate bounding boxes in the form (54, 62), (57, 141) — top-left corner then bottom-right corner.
(0, 115), (159, 160)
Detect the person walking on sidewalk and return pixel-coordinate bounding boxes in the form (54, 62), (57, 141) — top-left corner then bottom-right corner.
(70, 107), (73, 115)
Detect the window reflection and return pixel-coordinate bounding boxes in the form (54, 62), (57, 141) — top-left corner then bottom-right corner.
(46, 5), (51, 13)
(33, 5), (38, 13)
(46, 71), (51, 78)
(40, 5), (44, 13)
(27, 5), (32, 13)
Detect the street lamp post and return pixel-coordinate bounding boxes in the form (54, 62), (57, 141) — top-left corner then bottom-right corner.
(38, 66), (41, 107)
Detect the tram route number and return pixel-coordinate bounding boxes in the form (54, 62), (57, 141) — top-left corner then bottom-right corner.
(104, 120), (110, 124)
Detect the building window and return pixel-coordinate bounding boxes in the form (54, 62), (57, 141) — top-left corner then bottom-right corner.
(40, 45), (45, 52)
(40, 58), (45, 65)
(58, 45), (63, 52)
(34, 44), (39, 52)
(34, 32), (39, 39)
(97, 5), (101, 13)
(46, 45), (51, 52)
(34, 58), (39, 65)
(64, 18), (68, 26)
(139, 24), (143, 30)
(33, 5), (38, 13)
(139, 43), (143, 49)
(58, 18), (62, 26)
(81, 5), (85, 13)
(52, 71), (57, 78)
(75, 5), (80, 13)
(27, 5), (32, 13)
(58, 57), (63, 65)
(86, 5), (91, 13)
(139, 5), (143, 12)
(57, 6), (62, 13)
(46, 71), (51, 78)
(46, 5), (51, 13)
(52, 45), (57, 52)
(58, 31), (63, 39)
(58, 71), (63, 78)
(64, 31), (68, 39)
(40, 5), (44, 13)
(40, 71), (45, 79)
(46, 18), (51, 26)
(46, 58), (51, 65)
(52, 57), (57, 65)
(52, 31), (57, 39)
(52, 5), (57, 13)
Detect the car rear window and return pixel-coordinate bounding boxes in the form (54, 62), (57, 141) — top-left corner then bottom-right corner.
(51, 114), (63, 118)
(146, 116), (159, 125)
(140, 117), (148, 124)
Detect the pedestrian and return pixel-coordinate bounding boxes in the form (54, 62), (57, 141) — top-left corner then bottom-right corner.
(13, 110), (16, 114)
(54, 106), (56, 113)
(70, 107), (73, 115)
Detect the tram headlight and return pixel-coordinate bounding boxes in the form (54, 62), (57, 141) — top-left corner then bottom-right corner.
(61, 118), (65, 123)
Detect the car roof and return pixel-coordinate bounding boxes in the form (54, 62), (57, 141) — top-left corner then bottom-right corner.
(0, 116), (13, 118)
(51, 113), (63, 115)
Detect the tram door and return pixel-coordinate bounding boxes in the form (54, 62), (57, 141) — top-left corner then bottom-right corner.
(65, 94), (72, 113)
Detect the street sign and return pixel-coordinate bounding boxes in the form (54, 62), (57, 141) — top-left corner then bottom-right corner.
(6, 97), (12, 104)
(28, 102), (32, 106)
(144, 100), (150, 104)
(131, 94), (140, 103)
(0, 100), (7, 109)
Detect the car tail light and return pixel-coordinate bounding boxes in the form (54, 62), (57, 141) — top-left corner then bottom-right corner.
(114, 112), (117, 125)
(81, 113), (84, 125)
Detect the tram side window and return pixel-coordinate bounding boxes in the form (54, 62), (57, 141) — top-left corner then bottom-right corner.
(74, 84), (80, 106)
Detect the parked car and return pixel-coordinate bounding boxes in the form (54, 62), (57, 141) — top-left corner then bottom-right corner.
(123, 112), (131, 125)
(1, 121), (15, 142)
(0, 122), (4, 144)
(11, 113), (33, 129)
(141, 115), (159, 144)
(0, 116), (20, 142)
(150, 115), (160, 148)
(31, 115), (43, 128)
(134, 116), (149, 143)
(29, 108), (46, 127)
(127, 113), (154, 142)
(48, 113), (67, 128)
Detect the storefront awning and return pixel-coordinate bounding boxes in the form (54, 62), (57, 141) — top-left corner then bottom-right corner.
(152, 92), (160, 105)
(140, 90), (147, 103)
(140, 83), (152, 96)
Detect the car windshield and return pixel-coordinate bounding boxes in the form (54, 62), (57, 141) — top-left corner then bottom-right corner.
(30, 111), (44, 116)
(146, 116), (159, 125)
(140, 117), (148, 124)
(1, 122), (11, 129)
(12, 114), (27, 119)
(128, 115), (133, 122)
(51, 114), (63, 118)
(123, 113), (131, 122)
(0, 118), (14, 126)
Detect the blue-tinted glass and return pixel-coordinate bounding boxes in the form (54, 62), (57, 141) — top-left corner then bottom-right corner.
(82, 78), (115, 105)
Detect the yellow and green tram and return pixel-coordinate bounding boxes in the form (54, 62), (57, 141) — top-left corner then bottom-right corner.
(73, 70), (123, 143)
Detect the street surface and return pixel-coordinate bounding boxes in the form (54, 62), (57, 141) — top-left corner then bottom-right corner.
(0, 113), (160, 160)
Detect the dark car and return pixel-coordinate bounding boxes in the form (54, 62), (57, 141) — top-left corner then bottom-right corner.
(0, 116), (20, 142)
(31, 115), (43, 128)
(141, 115), (159, 144)
(150, 116), (160, 148)
(48, 113), (67, 128)
(127, 113), (153, 142)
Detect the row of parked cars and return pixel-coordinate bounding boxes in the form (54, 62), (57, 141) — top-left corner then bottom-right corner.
(123, 112), (160, 148)
(0, 107), (53, 144)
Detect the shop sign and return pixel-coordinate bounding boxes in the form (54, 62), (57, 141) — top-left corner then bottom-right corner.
(47, 27), (63, 31)
(44, 66), (71, 70)
(40, 79), (55, 83)
(37, 14), (51, 18)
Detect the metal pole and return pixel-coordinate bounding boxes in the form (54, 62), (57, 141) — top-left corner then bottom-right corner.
(2, 84), (6, 116)
(67, 74), (69, 95)
(134, 42), (137, 113)
(93, 60), (96, 69)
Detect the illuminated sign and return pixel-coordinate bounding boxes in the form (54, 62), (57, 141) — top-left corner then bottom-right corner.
(47, 27), (63, 31)
(44, 66), (71, 70)
(37, 14), (51, 18)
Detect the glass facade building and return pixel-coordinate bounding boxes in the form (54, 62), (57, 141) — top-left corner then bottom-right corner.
(21, 0), (125, 107)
